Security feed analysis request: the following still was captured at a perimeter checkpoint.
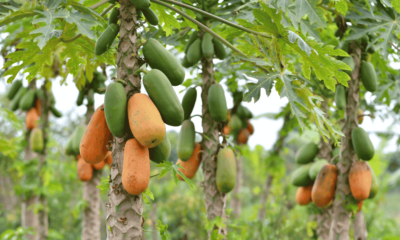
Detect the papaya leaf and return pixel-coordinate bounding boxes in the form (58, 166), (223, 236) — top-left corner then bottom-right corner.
(346, 6), (400, 58)
(152, 4), (180, 36)
(155, 161), (194, 189)
(331, 0), (348, 16)
(243, 71), (280, 102)
(0, 2), (40, 27)
(295, 0), (326, 27)
(96, 177), (110, 194)
(142, 188), (154, 204)
(394, 0), (400, 13)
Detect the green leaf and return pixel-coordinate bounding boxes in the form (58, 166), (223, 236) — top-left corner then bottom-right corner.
(331, 0), (348, 16)
(96, 177), (110, 194)
(155, 161), (194, 188)
(142, 188), (154, 204)
(393, 0), (400, 13)
(295, 0), (326, 27)
(153, 4), (180, 36)
(0, 2), (40, 27)
(243, 72), (280, 102)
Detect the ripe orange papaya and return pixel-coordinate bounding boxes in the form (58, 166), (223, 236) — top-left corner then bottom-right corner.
(223, 126), (230, 135)
(26, 108), (39, 130)
(296, 186), (313, 205)
(357, 201), (363, 212)
(93, 160), (106, 170)
(127, 93), (166, 148)
(122, 139), (150, 195)
(177, 143), (202, 180)
(246, 120), (254, 135)
(77, 155), (93, 181)
(80, 104), (112, 164)
(35, 99), (41, 116)
(349, 161), (372, 201)
(238, 128), (250, 144)
(311, 164), (337, 208)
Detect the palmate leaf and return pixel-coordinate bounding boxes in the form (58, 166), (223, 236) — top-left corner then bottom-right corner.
(152, 4), (180, 36)
(243, 71), (280, 102)
(0, 2), (41, 26)
(295, 0), (326, 27)
(3, 38), (61, 82)
(346, 5), (400, 58)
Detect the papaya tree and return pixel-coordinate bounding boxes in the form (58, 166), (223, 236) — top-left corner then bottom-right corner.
(2, 0), (382, 239)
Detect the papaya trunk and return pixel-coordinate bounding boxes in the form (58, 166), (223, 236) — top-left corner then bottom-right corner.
(37, 84), (50, 239)
(21, 80), (48, 240)
(258, 109), (290, 221)
(229, 155), (242, 218)
(329, 44), (362, 240)
(106, 1), (143, 239)
(316, 98), (333, 240)
(82, 99), (101, 240)
(200, 32), (227, 238)
(353, 211), (368, 240)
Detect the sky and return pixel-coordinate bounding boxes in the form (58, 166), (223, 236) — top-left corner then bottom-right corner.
(1, 61), (399, 153)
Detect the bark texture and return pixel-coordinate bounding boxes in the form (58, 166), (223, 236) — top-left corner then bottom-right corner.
(229, 155), (242, 219)
(106, 1), (143, 239)
(353, 211), (368, 240)
(316, 99), (333, 240)
(21, 80), (49, 240)
(82, 101), (101, 240)
(329, 44), (362, 240)
(200, 40), (227, 238)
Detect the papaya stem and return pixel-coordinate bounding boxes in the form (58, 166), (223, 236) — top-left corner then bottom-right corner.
(195, 131), (210, 141)
(61, 4), (114, 43)
(116, 79), (126, 85)
(151, 0), (270, 73)
(90, 0), (110, 9)
(134, 68), (150, 75)
(190, 114), (202, 119)
(151, 0), (272, 39)
(150, 173), (160, 178)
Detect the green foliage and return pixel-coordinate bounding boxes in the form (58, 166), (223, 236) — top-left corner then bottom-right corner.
(156, 220), (171, 240)
(142, 188), (155, 204)
(96, 176), (110, 194)
(156, 160), (194, 188)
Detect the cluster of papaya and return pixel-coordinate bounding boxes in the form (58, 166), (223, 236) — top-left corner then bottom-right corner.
(292, 142), (337, 208)
(223, 105), (254, 144)
(293, 142), (379, 212)
(95, 3), (159, 56)
(64, 125), (113, 181)
(7, 80), (62, 154)
(76, 71), (107, 106)
(182, 31), (226, 68)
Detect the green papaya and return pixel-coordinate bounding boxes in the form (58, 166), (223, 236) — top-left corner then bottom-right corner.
(187, 39), (202, 64)
(35, 88), (44, 100)
(76, 89), (85, 106)
(291, 163), (314, 187)
(309, 159), (328, 180)
(342, 57), (354, 74)
(367, 163), (379, 199)
(182, 88), (197, 120)
(72, 125), (86, 155)
(143, 69), (184, 126)
(182, 55), (195, 68)
(367, 45), (375, 54)
(201, 33), (214, 58)
(207, 84), (227, 122)
(335, 85), (346, 110)
(360, 61), (377, 92)
(177, 120), (195, 161)
(149, 135), (171, 163)
(142, 8), (158, 26)
(30, 128), (44, 153)
(7, 80), (22, 100)
(19, 89), (36, 111)
(295, 142), (319, 164)
(11, 87), (27, 111)
(129, 0), (150, 9)
(108, 8), (119, 25)
(49, 90), (56, 105)
(332, 147), (340, 158)
(236, 105), (248, 120)
(229, 115), (242, 131)
(65, 137), (74, 156)
(351, 127), (374, 160)
(143, 38), (185, 86)
(95, 23), (119, 56)
(93, 71), (106, 83)
(104, 82), (127, 138)
(216, 148), (236, 193)
(244, 107), (253, 119)
(184, 31), (198, 54)
(87, 89), (95, 105)
(50, 106), (62, 118)
(93, 81), (106, 94)
(212, 38), (226, 60)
